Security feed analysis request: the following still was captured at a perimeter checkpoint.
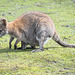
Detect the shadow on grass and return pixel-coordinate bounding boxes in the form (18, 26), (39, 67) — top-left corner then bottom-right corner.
(0, 47), (63, 53)
(0, 48), (32, 53)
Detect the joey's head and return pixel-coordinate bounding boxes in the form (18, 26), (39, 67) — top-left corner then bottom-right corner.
(0, 18), (7, 37)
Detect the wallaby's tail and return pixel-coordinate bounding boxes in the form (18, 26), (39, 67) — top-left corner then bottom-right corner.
(52, 31), (75, 48)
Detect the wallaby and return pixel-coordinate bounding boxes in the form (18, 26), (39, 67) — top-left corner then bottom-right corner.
(0, 11), (75, 52)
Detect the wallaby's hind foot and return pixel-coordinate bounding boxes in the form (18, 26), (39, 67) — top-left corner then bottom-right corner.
(31, 49), (44, 53)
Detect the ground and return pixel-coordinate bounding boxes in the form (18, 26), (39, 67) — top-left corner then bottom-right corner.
(0, 0), (75, 75)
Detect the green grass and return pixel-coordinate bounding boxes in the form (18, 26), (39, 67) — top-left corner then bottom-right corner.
(0, 0), (75, 75)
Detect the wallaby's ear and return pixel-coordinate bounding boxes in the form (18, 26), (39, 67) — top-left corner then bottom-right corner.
(1, 18), (7, 26)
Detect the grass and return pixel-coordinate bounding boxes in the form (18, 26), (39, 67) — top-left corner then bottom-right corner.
(0, 0), (75, 75)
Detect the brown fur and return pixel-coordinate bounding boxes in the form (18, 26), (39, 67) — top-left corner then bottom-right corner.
(0, 11), (75, 52)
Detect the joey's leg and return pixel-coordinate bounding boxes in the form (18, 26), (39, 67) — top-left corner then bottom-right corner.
(21, 41), (27, 49)
(26, 45), (35, 49)
(31, 45), (35, 49)
(17, 41), (27, 49)
(21, 42), (35, 49)
(14, 39), (20, 50)
(9, 37), (14, 49)
(17, 41), (35, 50)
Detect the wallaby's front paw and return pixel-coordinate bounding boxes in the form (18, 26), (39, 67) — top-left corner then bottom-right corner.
(9, 45), (11, 49)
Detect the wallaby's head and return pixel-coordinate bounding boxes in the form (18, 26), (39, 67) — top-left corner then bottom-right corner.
(0, 18), (7, 37)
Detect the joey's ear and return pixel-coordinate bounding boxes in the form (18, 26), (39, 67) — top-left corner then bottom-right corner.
(1, 18), (7, 26)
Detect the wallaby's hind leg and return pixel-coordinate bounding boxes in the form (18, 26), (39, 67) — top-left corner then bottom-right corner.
(9, 37), (14, 49)
(31, 31), (47, 53)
